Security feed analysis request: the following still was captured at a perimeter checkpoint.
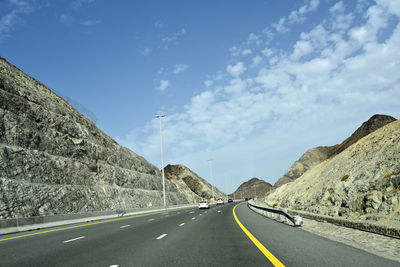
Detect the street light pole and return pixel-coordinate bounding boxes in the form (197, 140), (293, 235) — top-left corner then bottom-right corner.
(207, 159), (214, 202)
(156, 114), (166, 209)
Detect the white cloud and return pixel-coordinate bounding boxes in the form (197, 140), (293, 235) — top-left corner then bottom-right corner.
(161, 28), (186, 49)
(272, 0), (321, 34)
(156, 80), (170, 91)
(60, 13), (74, 26)
(71, 0), (95, 9)
(272, 18), (288, 33)
(226, 62), (246, 77)
(0, 0), (34, 39)
(173, 64), (189, 74)
(204, 80), (213, 87)
(140, 47), (152, 56)
(155, 20), (164, 29)
(242, 49), (252, 56)
(252, 55), (262, 66)
(119, 0), (400, 193)
(81, 19), (100, 26)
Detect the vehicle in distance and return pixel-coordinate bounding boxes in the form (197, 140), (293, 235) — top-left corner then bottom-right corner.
(217, 198), (224, 205)
(198, 200), (209, 209)
(228, 199), (233, 203)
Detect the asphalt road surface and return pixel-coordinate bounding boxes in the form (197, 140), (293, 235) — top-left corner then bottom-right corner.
(0, 202), (398, 267)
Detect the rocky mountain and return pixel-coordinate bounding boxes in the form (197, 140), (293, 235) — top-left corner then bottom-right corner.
(0, 57), (197, 219)
(230, 177), (272, 199)
(274, 114), (396, 187)
(263, 119), (400, 230)
(164, 164), (226, 201)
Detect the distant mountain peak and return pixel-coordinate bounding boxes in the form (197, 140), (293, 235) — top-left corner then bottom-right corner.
(230, 177), (272, 199)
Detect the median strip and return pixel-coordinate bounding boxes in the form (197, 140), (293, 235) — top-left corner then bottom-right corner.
(0, 208), (182, 243)
(63, 236), (86, 243)
(232, 203), (285, 267)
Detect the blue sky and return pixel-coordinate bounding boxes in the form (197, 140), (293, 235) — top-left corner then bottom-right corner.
(1, 0), (399, 194)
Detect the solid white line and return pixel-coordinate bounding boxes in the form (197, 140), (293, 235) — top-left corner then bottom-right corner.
(192, 217), (196, 220)
(156, 234), (167, 240)
(148, 218), (155, 221)
(179, 223), (185, 226)
(63, 236), (86, 243)
(120, 225), (130, 229)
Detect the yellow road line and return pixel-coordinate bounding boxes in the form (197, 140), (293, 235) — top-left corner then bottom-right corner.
(0, 207), (185, 242)
(232, 203), (285, 267)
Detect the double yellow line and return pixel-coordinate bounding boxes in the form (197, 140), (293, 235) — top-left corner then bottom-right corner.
(232, 203), (285, 267)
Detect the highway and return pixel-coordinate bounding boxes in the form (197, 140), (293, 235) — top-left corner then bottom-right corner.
(0, 202), (398, 267)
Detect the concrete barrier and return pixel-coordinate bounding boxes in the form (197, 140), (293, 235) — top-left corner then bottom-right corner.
(0, 204), (197, 236)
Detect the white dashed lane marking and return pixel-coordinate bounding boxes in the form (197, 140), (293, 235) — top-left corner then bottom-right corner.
(63, 236), (86, 243)
(189, 211), (195, 214)
(148, 218), (155, 221)
(217, 210), (222, 213)
(120, 225), (130, 229)
(179, 223), (185, 226)
(156, 234), (167, 240)
(192, 217), (196, 220)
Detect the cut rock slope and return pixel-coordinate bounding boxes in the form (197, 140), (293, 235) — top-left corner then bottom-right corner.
(264, 119), (400, 230)
(274, 115), (396, 186)
(164, 164), (226, 201)
(0, 57), (196, 219)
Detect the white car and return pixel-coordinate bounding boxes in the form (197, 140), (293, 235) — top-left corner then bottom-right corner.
(217, 198), (224, 205)
(198, 200), (209, 209)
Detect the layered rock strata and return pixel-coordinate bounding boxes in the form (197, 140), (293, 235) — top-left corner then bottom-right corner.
(164, 164), (226, 201)
(274, 115), (396, 187)
(264, 119), (400, 230)
(0, 57), (195, 219)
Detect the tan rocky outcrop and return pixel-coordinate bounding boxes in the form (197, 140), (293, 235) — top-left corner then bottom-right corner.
(230, 177), (272, 199)
(274, 114), (396, 186)
(164, 164), (226, 201)
(264, 120), (400, 230)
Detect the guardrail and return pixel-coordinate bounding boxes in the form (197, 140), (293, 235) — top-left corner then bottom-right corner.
(247, 201), (303, 226)
(0, 203), (197, 236)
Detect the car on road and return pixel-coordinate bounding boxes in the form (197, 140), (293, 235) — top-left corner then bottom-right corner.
(198, 200), (209, 209)
(228, 199), (233, 203)
(217, 198), (224, 205)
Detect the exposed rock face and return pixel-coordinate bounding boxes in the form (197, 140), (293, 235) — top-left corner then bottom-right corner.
(0, 57), (195, 219)
(230, 177), (272, 199)
(274, 114), (396, 187)
(264, 119), (400, 229)
(164, 164), (226, 201)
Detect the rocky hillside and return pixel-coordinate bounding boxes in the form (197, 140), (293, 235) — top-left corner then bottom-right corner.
(274, 114), (396, 186)
(263, 119), (400, 230)
(0, 57), (197, 219)
(230, 177), (272, 199)
(164, 164), (226, 201)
